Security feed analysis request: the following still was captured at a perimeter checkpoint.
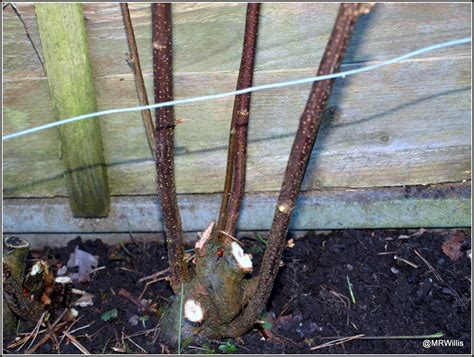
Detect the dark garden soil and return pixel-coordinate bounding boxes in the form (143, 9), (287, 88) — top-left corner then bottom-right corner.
(3, 228), (471, 354)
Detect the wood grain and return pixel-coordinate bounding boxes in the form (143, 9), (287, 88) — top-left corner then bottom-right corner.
(3, 3), (471, 79)
(3, 3), (471, 198)
(35, 4), (110, 217)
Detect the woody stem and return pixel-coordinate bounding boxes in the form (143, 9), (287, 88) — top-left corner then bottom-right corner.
(152, 3), (188, 293)
(217, 3), (260, 237)
(214, 3), (372, 338)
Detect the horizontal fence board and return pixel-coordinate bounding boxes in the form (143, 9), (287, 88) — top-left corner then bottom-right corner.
(3, 58), (471, 196)
(3, 183), (471, 236)
(3, 3), (471, 79)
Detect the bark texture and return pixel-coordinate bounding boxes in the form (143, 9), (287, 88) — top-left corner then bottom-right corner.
(3, 238), (74, 339)
(211, 3), (372, 338)
(121, 3), (155, 159)
(217, 3), (260, 237)
(160, 223), (257, 345)
(160, 5), (261, 345)
(3, 237), (44, 337)
(3, 263), (44, 323)
(159, 2), (373, 345)
(152, 3), (189, 293)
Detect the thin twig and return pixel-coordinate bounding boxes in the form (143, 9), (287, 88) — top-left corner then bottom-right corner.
(118, 288), (156, 312)
(101, 337), (112, 354)
(89, 266), (106, 274)
(25, 308), (69, 354)
(119, 241), (137, 261)
(321, 284), (350, 308)
(138, 267), (169, 283)
(120, 2), (156, 159)
(17, 312), (45, 351)
(124, 334), (148, 354)
(310, 334), (365, 350)
(9, 322), (68, 349)
(138, 276), (168, 301)
(125, 326), (160, 339)
(276, 295), (298, 320)
(58, 317), (86, 346)
(394, 255), (419, 269)
(127, 219), (150, 256)
(320, 332), (444, 340)
(8, 2), (45, 72)
(67, 320), (90, 335)
(413, 249), (443, 283)
(217, 230), (243, 245)
(63, 331), (91, 354)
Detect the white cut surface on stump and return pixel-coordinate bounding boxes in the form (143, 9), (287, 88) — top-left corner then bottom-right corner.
(184, 299), (204, 323)
(30, 261), (43, 276)
(195, 221), (214, 252)
(231, 242), (253, 272)
(55, 276), (72, 283)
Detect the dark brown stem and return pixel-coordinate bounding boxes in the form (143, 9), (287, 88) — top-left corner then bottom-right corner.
(120, 3), (156, 159)
(215, 3), (371, 338)
(51, 276), (73, 314)
(217, 3), (260, 236)
(152, 3), (188, 293)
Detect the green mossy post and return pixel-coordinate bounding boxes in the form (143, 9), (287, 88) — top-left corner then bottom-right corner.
(35, 3), (110, 217)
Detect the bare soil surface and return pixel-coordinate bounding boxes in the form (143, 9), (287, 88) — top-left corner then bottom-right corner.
(3, 228), (471, 354)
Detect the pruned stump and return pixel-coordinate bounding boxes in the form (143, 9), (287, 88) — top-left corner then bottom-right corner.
(160, 222), (257, 345)
(3, 236), (36, 338)
(3, 237), (75, 340)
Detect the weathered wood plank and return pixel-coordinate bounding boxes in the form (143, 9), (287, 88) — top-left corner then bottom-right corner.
(3, 57), (471, 196)
(33, 4), (110, 217)
(3, 183), (471, 235)
(2, 2), (471, 198)
(3, 3), (471, 79)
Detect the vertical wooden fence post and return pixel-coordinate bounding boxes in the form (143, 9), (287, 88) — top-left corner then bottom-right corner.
(35, 3), (110, 217)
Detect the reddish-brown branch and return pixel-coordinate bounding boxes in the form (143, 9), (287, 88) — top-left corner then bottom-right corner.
(152, 3), (188, 293)
(217, 3), (260, 237)
(213, 3), (373, 338)
(120, 3), (156, 159)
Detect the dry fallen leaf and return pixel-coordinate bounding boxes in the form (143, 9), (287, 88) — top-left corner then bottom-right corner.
(67, 246), (99, 282)
(41, 292), (52, 305)
(442, 232), (467, 261)
(73, 292), (95, 307)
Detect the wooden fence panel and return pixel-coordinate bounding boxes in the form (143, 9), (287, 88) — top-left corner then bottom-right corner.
(3, 3), (471, 198)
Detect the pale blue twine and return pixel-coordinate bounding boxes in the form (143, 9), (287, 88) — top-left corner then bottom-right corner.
(2, 37), (470, 141)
